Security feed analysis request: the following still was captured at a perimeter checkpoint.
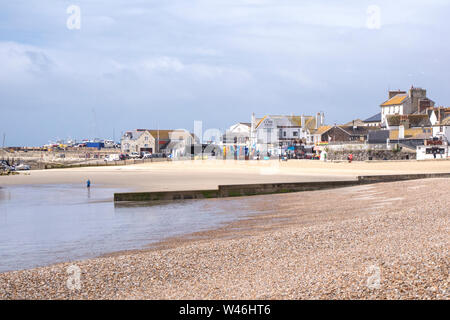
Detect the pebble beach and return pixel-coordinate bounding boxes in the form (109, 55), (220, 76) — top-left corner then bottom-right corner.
(0, 177), (448, 299)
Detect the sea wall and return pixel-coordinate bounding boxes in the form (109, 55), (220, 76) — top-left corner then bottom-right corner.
(327, 150), (416, 161)
(113, 172), (450, 202)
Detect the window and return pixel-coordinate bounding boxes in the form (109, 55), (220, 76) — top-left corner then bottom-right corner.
(283, 131), (286, 137)
(293, 131), (298, 137)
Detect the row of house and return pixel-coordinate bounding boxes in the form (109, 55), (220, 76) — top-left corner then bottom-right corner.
(120, 85), (450, 159)
(315, 86), (450, 159)
(120, 129), (196, 158)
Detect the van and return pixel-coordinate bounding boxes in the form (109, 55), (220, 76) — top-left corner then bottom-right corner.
(104, 154), (120, 162)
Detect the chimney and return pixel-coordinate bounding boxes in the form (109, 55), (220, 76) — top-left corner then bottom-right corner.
(409, 87), (427, 113)
(400, 116), (410, 129)
(315, 113), (320, 129)
(399, 125), (405, 139)
(389, 89), (406, 99)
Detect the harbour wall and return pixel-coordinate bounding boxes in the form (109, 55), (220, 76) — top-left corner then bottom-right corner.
(114, 172), (450, 202)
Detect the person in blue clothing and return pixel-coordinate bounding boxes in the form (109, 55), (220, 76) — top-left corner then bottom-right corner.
(86, 179), (91, 188)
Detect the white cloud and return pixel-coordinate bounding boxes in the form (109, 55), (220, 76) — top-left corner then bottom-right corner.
(0, 42), (54, 83)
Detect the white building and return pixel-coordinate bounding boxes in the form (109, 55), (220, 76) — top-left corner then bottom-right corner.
(416, 144), (449, 160)
(250, 112), (324, 156)
(380, 87), (434, 126)
(430, 108), (450, 143)
(222, 122), (251, 147)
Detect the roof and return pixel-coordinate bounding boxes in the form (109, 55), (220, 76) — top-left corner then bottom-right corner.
(381, 94), (408, 106)
(338, 126), (371, 136)
(122, 130), (147, 141)
(312, 125), (332, 135)
(441, 117), (450, 125)
(389, 128), (433, 140)
(428, 108), (450, 124)
(255, 115), (316, 130)
(344, 119), (365, 126)
(123, 129), (191, 141)
(386, 114), (431, 127)
(148, 130), (174, 140)
(363, 112), (382, 123)
(368, 130), (389, 143)
(303, 117), (317, 130)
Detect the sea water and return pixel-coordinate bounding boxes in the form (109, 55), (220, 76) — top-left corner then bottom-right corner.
(0, 184), (257, 272)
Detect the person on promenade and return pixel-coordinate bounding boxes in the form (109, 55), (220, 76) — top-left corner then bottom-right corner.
(348, 154), (353, 163)
(86, 179), (91, 188)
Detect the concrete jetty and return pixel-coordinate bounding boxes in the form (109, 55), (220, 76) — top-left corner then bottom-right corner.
(113, 172), (450, 202)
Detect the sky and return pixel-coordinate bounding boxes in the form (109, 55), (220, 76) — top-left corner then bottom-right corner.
(0, 0), (449, 146)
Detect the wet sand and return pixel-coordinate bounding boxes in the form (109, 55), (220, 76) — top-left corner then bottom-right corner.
(0, 178), (448, 299)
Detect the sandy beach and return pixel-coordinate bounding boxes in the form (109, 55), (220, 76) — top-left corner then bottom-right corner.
(0, 170), (448, 299)
(1, 159), (450, 191)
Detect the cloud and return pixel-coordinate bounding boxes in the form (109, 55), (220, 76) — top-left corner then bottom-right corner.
(0, 42), (54, 83)
(1, 0), (450, 145)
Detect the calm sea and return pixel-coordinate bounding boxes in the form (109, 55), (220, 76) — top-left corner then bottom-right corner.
(0, 184), (258, 272)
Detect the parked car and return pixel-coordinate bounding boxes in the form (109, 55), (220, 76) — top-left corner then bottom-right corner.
(14, 163), (31, 170)
(104, 154), (120, 162)
(0, 160), (12, 172)
(129, 152), (141, 159)
(142, 153), (152, 159)
(151, 153), (166, 158)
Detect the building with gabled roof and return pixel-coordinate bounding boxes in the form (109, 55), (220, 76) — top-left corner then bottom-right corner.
(121, 129), (195, 156)
(385, 114), (432, 130)
(380, 86), (435, 126)
(344, 119), (365, 127)
(429, 107), (450, 143)
(389, 127), (433, 140)
(317, 125), (373, 143)
(363, 112), (381, 127)
(250, 112), (325, 155)
(222, 122), (251, 147)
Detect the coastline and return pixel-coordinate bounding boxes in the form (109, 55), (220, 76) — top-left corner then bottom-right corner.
(1, 177), (448, 299)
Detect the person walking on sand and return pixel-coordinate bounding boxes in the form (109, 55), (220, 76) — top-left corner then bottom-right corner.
(86, 179), (91, 188)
